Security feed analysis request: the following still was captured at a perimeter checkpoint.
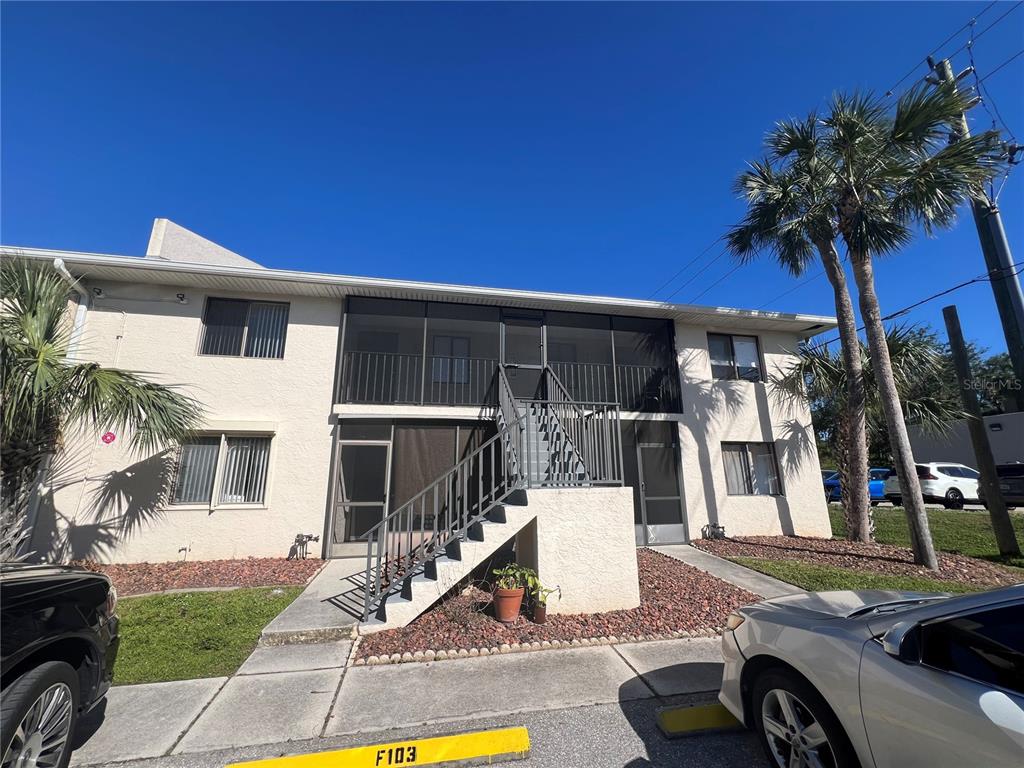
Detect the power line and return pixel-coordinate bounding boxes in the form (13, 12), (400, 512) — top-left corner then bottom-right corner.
(965, 23), (1018, 142)
(688, 261), (745, 304)
(805, 261), (1024, 351)
(946, 1), (1023, 62)
(661, 247), (729, 302)
(976, 47), (1024, 85)
(884, 0), (999, 96)
(646, 236), (723, 300)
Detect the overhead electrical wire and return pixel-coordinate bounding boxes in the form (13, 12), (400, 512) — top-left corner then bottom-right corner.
(804, 261), (1024, 351)
(645, 0), (1021, 307)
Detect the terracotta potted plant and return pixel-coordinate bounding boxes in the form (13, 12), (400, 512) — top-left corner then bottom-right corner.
(531, 581), (560, 625)
(492, 563), (534, 624)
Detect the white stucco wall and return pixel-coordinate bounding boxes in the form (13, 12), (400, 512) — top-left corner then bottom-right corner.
(515, 487), (640, 615)
(674, 323), (831, 540)
(36, 279), (340, 563)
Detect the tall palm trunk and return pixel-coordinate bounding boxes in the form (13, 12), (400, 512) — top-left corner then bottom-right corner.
(816, 240), (871, 541)
(850, 251), (939, 569)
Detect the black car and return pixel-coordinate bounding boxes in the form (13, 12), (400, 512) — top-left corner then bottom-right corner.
(1, 564), (119, 768)
(978, 463), (1024, 509)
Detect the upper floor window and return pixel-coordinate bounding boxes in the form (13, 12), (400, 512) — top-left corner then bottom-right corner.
(172, 434), (272, 507)
(722, 442), (782, 495)
(201, 298), (289, 359)
(708, 333), (761, 381)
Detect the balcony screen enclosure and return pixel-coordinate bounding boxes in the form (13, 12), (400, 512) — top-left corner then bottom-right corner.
(338, 297), (681, 412)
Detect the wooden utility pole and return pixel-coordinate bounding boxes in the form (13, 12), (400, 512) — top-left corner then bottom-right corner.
(943, 305), (1021, 557)
(932, 58), (1024, 412)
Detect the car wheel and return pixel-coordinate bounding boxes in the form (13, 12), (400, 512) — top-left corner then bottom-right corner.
(0, 661), (80, 768)
(944, 488), (964, 510)
(752, 669), (858, 768)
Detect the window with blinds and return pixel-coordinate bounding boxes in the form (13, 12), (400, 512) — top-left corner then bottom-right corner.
(722, 442), (782, 496)
(200, 298), (289, 359)
(171, 434), (272, 506)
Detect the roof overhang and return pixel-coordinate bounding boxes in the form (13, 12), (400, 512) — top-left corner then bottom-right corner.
(4, 245), (838, 338)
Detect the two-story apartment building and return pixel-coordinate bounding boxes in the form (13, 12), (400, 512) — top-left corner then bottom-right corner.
(9, 221), (834, 620)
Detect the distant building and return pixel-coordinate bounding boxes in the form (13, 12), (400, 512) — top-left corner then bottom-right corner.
(908, 412), (1024, 467)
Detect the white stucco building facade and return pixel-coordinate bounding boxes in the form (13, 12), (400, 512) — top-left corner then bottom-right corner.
(8, 221), (836, 598)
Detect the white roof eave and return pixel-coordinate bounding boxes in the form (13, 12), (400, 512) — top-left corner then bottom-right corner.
(4, 245), (837, 338)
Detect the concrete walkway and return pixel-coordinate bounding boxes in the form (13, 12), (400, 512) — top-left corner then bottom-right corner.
(71, 636), (724, 765)
(652, 544), (798, 598)
(260, 559), (364, 644)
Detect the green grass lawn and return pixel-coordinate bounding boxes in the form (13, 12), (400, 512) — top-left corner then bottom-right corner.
(726, 506), (1024, 594)
(114, 586), (301, 685)
(829, 505), (1024, 570)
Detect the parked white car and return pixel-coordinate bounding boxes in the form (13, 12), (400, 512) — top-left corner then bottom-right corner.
(883, 462), (980, 509)
(720, 585), (1024, 768)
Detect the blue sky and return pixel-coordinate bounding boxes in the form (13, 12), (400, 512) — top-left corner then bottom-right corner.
(3, 1), (1022, 352)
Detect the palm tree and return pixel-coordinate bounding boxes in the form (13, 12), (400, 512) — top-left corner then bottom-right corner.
(823, 84), (1003, 569)
(1, 257), (203, 560)
(774, 325), (964, 539)
(726, 117), (872, 542)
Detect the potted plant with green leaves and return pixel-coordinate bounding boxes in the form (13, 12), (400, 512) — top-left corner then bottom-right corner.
(530, 580), (560, 625)
(491, 563), (536, 624)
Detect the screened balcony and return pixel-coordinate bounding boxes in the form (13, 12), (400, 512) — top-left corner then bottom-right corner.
(336, 298), (683, 413)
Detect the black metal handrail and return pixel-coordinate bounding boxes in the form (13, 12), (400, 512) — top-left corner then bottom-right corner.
(362, 411), (526, 620)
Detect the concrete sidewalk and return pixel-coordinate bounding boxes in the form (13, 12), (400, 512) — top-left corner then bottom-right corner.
(260, 559), (364, 644)
(652, 544), (798, 598)
(71, 636), (725, 765)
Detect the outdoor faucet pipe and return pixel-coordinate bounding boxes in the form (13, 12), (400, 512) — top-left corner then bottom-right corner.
(53, 257), (89, 360)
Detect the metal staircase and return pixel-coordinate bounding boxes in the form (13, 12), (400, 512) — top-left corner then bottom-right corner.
(360, 365), (623, 626)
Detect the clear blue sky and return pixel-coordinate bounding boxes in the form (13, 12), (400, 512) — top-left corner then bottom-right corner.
(3, 1), (1022, 352)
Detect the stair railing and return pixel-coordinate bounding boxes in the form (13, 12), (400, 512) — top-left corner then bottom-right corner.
(496, 366), (524, 484)
(541, 366), (624, 486)
(362, 411), (527, 620)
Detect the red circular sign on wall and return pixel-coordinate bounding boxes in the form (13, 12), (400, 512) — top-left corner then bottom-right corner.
(101, 432), (116, 445)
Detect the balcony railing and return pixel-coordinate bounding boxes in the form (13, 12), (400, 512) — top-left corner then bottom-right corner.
(340, 352), (682, 412)
(340, 351), (498, 406)
(548, 361), (682, 413)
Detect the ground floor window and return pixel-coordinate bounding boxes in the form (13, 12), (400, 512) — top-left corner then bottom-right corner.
(722, 442), (781, 495)
(172, 434), (272, 506)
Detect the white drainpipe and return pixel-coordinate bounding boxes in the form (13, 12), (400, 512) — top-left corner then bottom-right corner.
(53, 258), (89, 360)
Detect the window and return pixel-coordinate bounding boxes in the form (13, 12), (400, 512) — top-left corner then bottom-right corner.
(722, 442), (782, 495)
(870, 469), (891, 481)
(200, 298), (289, 358)
(921, 605), (1024, 695)
(708, 333), (762, 381)
(172, 434), (272, 506)
(431, 335), (470, 383)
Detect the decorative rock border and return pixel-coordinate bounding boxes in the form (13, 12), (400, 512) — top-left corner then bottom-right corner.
(352, 626), (725, 666)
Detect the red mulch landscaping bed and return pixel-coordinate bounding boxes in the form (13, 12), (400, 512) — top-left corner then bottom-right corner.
(73, 558), (324, 596)
(356, 549), (759, 660)
(693, 536), (1019, 588)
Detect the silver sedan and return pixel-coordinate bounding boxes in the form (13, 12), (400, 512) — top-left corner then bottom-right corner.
(719, 584), (1024, 768)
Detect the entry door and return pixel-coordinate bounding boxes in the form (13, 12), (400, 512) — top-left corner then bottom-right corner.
(330, 441), (391, 557)
(502, 314), (544, 399)
(636, 442), (686, 545)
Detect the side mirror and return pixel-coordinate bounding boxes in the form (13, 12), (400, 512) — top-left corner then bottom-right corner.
(882, 621), (921, 663)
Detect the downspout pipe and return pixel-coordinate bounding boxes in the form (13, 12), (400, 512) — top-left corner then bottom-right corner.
(53, 257), (89, 360)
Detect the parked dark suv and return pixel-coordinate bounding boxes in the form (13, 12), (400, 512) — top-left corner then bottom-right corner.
(1, 564), (119, 768)
(978, 463), (1024, 509)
